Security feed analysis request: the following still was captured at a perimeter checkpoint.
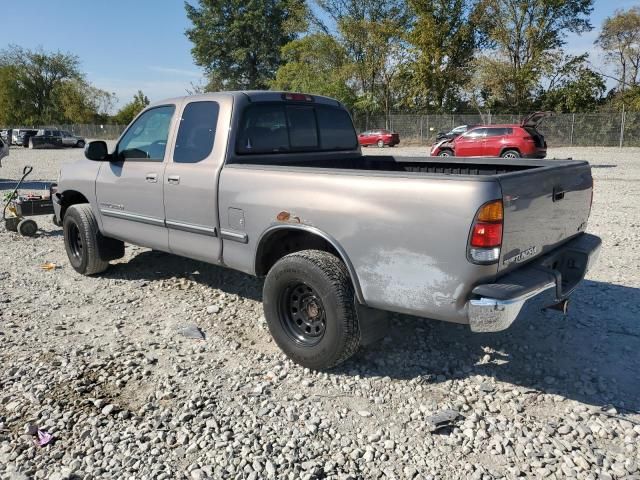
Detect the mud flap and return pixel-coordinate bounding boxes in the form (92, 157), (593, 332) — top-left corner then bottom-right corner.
(357, 304), (390, 346)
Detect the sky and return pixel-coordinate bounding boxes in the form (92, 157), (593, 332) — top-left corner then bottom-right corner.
(0, 0), (637, 112)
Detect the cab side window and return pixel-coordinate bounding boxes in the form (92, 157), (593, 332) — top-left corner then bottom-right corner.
(117, 105), (175, 161)
(173, 101), (219, 163)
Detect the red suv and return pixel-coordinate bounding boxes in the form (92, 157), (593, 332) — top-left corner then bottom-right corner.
(358, 129), (400, 148)
(430, 112), (549, 159)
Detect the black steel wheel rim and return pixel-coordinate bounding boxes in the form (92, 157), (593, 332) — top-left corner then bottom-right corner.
(278, 282), (326, 346)
(68, 222), (83, 260)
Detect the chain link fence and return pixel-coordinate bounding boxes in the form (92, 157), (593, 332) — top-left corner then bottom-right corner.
(352, 111), (637, 147)
(4, 112), (638, 147)
(56, 124), (126, 140)
(1, 124), (126, 140)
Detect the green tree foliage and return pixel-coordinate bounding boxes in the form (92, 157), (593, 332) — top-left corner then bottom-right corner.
(596, 7), (640, 91)
(404, 0), (479, 112)
(0, 45), (114, 125)
(185, 0), (307, 90)
(314, 0), (409, 122)
(538, 54), (605, 112)
(0, 65), (24, 125)
(474, 0), (594, 110)
(113, 91), (150, 125)
(271, 34), (356, 106)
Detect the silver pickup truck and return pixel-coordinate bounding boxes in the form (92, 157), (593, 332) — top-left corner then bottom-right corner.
(53, 91), (601, 370)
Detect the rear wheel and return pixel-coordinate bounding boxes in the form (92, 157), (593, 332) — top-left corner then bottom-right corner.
(76, 140), (85, 148)
(501, 149), (521, 158)
(263, 250), (360, 370)
(377, 139), (385, 148)
(63, 204), (110, 275)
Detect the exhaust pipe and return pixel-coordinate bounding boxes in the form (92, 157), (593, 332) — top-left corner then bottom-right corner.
(545, 299), (570, 315)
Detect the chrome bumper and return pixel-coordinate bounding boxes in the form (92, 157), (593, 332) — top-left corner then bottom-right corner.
(468, 233), (601, 333)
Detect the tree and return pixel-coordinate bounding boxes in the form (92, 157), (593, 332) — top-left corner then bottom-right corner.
(271, 34), (356, 106)
(404, 0), (479, 112)
(0, 45), (116, 125)
(474, 0), (594, 110)
(56, 80), (116, 124)
(0, 65), (24, 125)
(313, 0), (409, 122)
(113, 91), (150, 125)
(0, 45), (82, 124)
(537, 54), (605, 112)
(596, 7), (640, 92)
(185, 0), (307, 90)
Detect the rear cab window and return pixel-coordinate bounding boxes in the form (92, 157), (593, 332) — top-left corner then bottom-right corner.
(236, 103), (357, 155)
(173, 101), (220, 163)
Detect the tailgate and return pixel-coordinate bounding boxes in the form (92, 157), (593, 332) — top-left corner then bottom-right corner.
(498, 162), (593, 273)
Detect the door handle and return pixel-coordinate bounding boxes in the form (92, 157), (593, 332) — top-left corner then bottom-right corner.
(167, 175), (180, 185)
(553, 187), (565, 202)
(145, 173), (158, 183)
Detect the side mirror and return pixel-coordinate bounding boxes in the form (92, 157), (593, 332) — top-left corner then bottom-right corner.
(85, 140), (110, 161)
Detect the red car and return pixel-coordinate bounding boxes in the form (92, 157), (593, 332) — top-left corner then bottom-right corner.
(358, 129), (400, 147)
(430, 112), (550, 159)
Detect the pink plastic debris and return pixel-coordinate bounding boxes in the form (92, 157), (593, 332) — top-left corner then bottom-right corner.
(35, 430), (53, 447)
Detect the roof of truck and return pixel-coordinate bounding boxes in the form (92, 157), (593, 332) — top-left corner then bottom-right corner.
(149, 91), (343, 108)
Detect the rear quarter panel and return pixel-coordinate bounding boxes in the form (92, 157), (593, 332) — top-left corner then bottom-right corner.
(219, 165), (502, 323)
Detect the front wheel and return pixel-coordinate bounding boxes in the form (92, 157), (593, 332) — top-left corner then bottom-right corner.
(76, 140), (85, 148)
(438, 149), (453, 157)
(263, 250), (360, 370)
(63, 204), (110, 275)
(377, 139), (385, 148)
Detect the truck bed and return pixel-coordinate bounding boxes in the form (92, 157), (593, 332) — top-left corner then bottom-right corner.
(232, 154), (581, 177)
(228, 153), (594, 278)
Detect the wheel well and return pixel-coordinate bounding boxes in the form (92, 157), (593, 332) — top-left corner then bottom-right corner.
(60, 190), (89, 219)
(500, 147), (520, 155)
(255, 229), (341, 277)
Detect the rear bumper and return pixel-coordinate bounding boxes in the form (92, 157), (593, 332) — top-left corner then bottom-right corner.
(523, 150), (547, 159)
(467, 233), (601, 332)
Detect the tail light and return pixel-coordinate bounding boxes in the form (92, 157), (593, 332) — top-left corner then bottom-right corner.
(282, 93), (314, 102)
(468, 200), (503, 264)
(523, 136), (534, 142)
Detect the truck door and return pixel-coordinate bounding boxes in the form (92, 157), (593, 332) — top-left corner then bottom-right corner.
(163, 99), (226, 264)
(95, 104), (177, 251)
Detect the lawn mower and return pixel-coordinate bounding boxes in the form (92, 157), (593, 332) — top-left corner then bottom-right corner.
(2, 165), (57, 237)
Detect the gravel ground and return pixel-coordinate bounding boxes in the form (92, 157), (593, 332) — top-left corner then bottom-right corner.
(1, 145), (639, 480)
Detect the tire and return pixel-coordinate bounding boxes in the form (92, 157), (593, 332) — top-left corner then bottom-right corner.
(501, 149), (521, 159)
(438, 149), (453, 157)
(377, 139), (385, 148)
(263, 250), (360, 370)
(76, 140), (85, 148)
(63, 204), (110, 275)
(17, 218), (38, 237)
